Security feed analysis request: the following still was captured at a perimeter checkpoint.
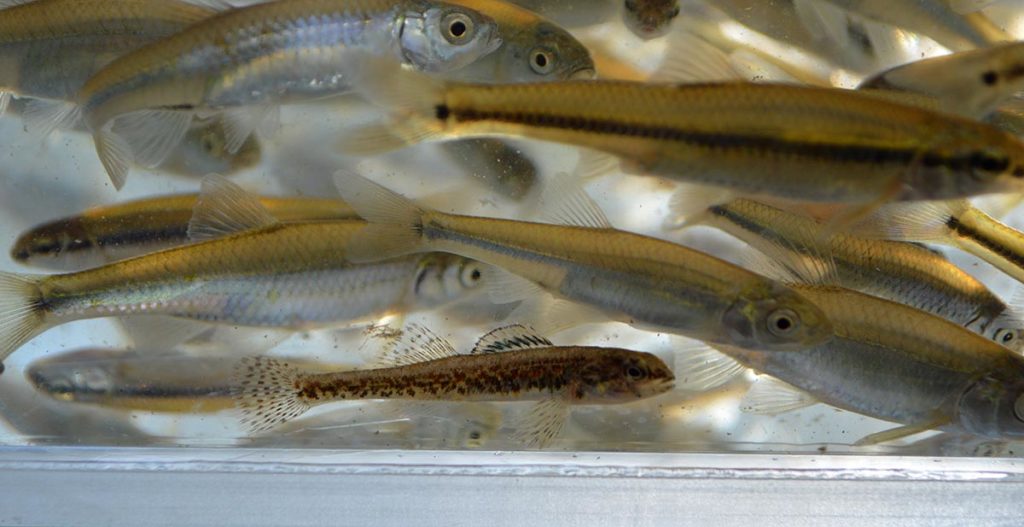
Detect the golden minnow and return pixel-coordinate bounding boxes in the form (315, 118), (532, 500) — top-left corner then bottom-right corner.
(856, 200), (1024, 285)
(26, 348), (343, 414)
(345, 59), (1024, 205)
(685, 197), (1024, 349)
(234, 323), (675, 447)
(712, 282), (1024, 444)
(333, 171), (834, 352)
(0, 176), (485, 364)
(78, 0), (504, 189)
(859, 42), (1024, 120)
(623, 0), (679, 39)
(12, 192), (357, 271)
(0, 0), (221, 133)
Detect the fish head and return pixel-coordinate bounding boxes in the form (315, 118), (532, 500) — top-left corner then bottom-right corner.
(574, 349), (675, 403)
(11, 216), (99, 270)
(401, 2), (503, 73)
(721, 283), (834, 352)
(26, 354), (115, 402)
(957, 371), (1024, 440)
(984, 326), (1024, 353)
(411, 254), (486, 305)
(438, 0), (595, 83)
(623, 0), (680, 40)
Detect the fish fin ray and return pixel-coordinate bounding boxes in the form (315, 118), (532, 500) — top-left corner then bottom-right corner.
(94, 127), (132, 190)
(331, 171), (426, 262)
(663, 185), (733, 229)
(853, 419), (947, 446)
(674, 343), (746, 391)
(575, 150), (620, 181)
(470, 324), (552, 354)
(23, 99), (80, 139)
(233, 357), (310, 433)
(740, 376), (818, 415)
(853, 201), (966, 242)
(187, 174), (278, 241)
(651, 31), (740, 82)
(727, 50), (800, 84)
(539, 172), (612, 229)
(0, 271), (46, 364)
(113, 109), (193, 168)
(482, 266), (544, 305)
(507, 296), (606, 336)
(374, 323), (458, 367)
(221, 105), (277, 155)
(792, 0), (853, 48)
(0, 90), (10, 116)
(119, 316), (211, 352)
(513, 397), (569, 449)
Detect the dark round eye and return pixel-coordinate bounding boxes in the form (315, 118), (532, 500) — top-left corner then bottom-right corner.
(982, 70), (999, 86)
(995, 329), (1016, 344)
(968, 151), (1009, 182)
(468, 430), (482, 441)
(442, 13), (474, 44)
(767, 308), (800, 337)
(626, 366), (646, 379)
(459, 263), (483, 287)
(530, 49), (555, 75)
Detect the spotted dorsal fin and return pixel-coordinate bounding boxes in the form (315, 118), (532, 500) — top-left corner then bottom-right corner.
(375, 323), (459, 367)
(470, 324), (553, 355)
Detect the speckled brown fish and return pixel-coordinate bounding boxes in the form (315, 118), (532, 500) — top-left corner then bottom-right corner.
(234, 324), (675, 447)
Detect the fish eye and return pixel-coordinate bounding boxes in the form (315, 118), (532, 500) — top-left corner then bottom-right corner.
(625, 365), (646, 380)
(1015, 393), (1024, 422)
(442, 12), (475, 44)
(995, 328), (1016, 345)
(459, 262), (483, 288)
(767, 308), (800, 337)
(530, 49), (555, 75)
(982, 70), (999, 86)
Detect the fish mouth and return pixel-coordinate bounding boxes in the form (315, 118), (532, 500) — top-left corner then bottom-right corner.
(570, 67), (597, 80)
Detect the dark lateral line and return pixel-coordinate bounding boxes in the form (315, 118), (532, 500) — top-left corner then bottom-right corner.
(445, 107), (921, 165)
(946, 216), (1024, 269)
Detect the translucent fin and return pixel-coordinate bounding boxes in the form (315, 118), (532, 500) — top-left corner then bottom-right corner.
(0, 90), (10, 116)
(539, 172), (612, 228)
(650, 31), (740, 82)
(332, 170), (427, 262)
(575, 150), (620, 181)
(664, 185), (734, 229)
(512, 397), (569, 449)
(793, 0), (853, 48)
(187, 174), (278, 241)
(739, 210), (837, 286)
(337, 123), (435, 157)
(114, 110), (193, 168)
(94, 128), (132, 190)
(740, 376), (818, 415)
(741, 249), (804, 285)
(854, 201), (966, 242)
(186, 0), (236, 9)
(233, 357), (310, 433)
(470, 324), (552, 354)
(507, 296), (607, 336)
(973, 194), (1023, 219)
(853, 419), (946, 446)
(221, 105), (278, 155)
(120, 316), (211, 352)
(375, 323), (458, 367)
(22, 99), (80, 139)
(0, 271), (46, 364)
(728, 50), (800, 84)
(345, 53), (445, 117)
(481, 265), (543, 305)
(674, 344), (746, 391)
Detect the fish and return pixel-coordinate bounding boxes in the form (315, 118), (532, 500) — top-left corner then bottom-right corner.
(623, 0), (680, 39)
(440, 138), (538, 200)
(678, 197), (1024, 349)
(233, 323), (675, 447)
(0, 0), (222, 133)
(859, 42), (1024, 120)
(26, 348), (346, 414)
(342, 58), (1024, 206)
(440, 0), (595, 83)
(505, 0), (619, 29)
(11, 192), (357, 271)
(158, 118), (263, 177)
(77, 0), (504, 189)
(804, 0), (1007, 51)
(0, 176), (486, 364)
(854, 200), (1024, 285)
(333, 171), (834, 352)
(682, 254), (1024, 445)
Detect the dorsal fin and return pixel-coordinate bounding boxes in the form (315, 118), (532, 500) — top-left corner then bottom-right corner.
(470, 324), (552, 354)
(539, 172), (612, 229)
(187, 174), (278, 242)
(375, 323), (459, 367)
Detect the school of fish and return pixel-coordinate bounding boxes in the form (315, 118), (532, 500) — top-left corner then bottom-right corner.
(5, 0), (1024, 451)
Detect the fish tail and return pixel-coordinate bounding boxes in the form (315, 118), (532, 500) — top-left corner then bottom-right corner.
(0, 271), (47, 367)
(332, 170), (430, 262)
(339, 54), (446, 155)
(233, 357), (310, 433)
(853, 200), (967, 243)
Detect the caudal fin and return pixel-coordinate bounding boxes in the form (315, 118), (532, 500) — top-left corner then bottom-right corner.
(233, 357), (310, 433)
(0, 271), (46, 366)
(332, 170), (429, 263)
